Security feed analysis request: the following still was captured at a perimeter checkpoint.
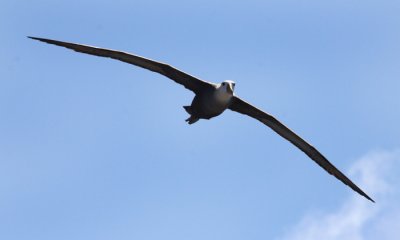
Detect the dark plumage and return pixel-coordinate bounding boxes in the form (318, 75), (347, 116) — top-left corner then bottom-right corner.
(29, 36), (374, 202)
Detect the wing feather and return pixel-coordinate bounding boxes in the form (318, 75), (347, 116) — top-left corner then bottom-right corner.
(28, 36), (214, 93)
(229, 96), (374, 202)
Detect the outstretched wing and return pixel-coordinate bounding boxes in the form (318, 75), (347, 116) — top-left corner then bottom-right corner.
(229, 96), (374, 202)
(28, 36), (214, 93)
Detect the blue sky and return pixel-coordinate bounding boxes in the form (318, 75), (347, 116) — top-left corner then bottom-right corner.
(1, 0), (400, 239)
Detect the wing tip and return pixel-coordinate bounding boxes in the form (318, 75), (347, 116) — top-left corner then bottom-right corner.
(357, 187), (375, 203)
(364, 194), (375, 203)
(27, 36), (41, 41)
(28, 36), (55, 45)
(28, 36), (50, 44)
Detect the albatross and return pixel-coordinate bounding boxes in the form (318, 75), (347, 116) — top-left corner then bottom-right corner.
(29, 36), (374, 202)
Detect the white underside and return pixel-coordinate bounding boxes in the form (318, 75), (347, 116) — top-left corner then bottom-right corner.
(213, 87), (233, 106)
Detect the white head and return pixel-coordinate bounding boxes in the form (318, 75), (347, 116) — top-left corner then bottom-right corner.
(214, 80), (236, 104)
(218, 80), (236, 95)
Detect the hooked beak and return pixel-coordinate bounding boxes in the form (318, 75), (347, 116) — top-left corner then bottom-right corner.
(227, 83), (233, 94)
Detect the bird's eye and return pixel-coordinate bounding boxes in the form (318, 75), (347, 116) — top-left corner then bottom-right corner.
(222, 83), (225, 85)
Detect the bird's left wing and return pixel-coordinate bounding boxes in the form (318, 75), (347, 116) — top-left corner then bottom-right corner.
(228, 96), (374, 202)
(28, 37), (214, 94)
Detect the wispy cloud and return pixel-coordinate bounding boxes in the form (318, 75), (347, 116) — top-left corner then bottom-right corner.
(277, 150), (400, 240)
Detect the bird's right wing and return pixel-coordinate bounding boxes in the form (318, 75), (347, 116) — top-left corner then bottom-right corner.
(28, 37), (214, 94)
(229, 96), (374, 202)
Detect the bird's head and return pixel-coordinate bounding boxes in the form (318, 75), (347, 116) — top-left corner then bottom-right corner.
(219, 80), (236, 95)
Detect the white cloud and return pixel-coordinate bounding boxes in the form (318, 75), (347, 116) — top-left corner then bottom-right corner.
(278, 149), (400, 240)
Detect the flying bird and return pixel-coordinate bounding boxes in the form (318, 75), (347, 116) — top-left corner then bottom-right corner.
(29, 36), (374, 202)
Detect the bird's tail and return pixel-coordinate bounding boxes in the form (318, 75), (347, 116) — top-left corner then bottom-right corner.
(183, 106), (199, 124)
(183, 106), (192, 114)
(185, 116), (199, 124)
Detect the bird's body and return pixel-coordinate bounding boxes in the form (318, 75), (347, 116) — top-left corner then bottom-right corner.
(185, 81), (235, 123)
(29, 36), (374, 202)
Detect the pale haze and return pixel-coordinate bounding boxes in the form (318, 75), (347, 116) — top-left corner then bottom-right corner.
(1, 1), (400, 240)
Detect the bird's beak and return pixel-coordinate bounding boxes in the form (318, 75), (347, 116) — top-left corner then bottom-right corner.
(227, 83), (233, 94)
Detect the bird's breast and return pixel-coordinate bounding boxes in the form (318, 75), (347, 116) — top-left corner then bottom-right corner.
(203, 90), (232, 114)
(190, 90), (232, 119)
(213, 89), (233, 106)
